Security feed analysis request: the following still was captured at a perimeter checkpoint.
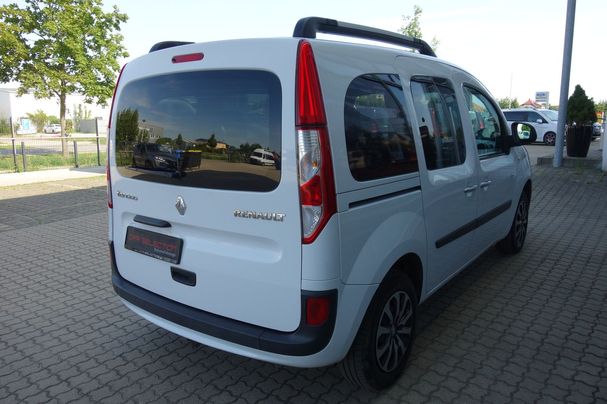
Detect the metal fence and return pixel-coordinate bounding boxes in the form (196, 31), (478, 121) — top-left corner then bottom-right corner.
(0, 135), (107, 173)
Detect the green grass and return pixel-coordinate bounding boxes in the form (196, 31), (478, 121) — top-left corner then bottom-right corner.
(0, 152), (107, 173)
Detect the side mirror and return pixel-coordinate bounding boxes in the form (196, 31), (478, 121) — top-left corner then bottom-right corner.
(536, 119), (543, 124)
(511, 122), (537, 144)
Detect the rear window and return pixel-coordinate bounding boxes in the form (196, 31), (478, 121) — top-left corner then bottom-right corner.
(114, 70), (281, 192)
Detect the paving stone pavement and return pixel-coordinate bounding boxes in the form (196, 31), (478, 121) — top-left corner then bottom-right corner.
(0, 166), (606, 403)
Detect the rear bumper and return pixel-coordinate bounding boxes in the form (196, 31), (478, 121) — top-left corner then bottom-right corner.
(110, 242), (336, 356)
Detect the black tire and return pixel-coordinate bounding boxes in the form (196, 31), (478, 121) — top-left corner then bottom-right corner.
(496, 191), (530, 254)
(544, 132), (556, 146)
(339, 272), (417, 391)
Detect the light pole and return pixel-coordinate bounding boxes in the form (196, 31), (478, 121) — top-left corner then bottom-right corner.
(553, 0), (576, 168)
(602, 112), (606, 172)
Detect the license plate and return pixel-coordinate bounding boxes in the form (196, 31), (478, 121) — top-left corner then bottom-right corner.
(125, 226), (183, 264)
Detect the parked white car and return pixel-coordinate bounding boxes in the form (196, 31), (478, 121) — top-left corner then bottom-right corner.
(107, 17), (533, 390)
(43, 124), (61, 134)
(593, 122), (603, 137)
(503, 108), (559, 145)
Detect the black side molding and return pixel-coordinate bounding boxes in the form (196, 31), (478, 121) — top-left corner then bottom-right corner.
(349, 186), (421, 209)
(436, 201), (512, 249)
(109, 242), (337, 356)
(149, 41), (194, 53)
(293, 17), (436, 57)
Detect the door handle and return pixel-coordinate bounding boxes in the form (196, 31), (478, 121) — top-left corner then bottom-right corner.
(479, 180), (492, 190)
(464, 185), (477, 194)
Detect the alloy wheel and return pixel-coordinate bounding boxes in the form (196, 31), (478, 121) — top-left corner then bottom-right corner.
(514, 198), (528, 248)
(375, 291), (413, 372)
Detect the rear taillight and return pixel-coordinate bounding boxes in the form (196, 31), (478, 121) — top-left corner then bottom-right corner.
(106, 64), (126, 209)
(107, 64), (126, 130)
(296, 41), (336, 244)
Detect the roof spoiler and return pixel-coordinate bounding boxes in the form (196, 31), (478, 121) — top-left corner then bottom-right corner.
(149, 41), (194, 53)
(293, 17), (436, 57)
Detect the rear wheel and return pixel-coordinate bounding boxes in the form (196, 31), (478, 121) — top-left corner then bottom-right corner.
(340, 272), (417, 391)
(497, 191), (529, 254)
(544, 132), (556, 145)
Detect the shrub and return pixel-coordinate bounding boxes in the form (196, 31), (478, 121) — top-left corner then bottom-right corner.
(567, 85), (596, 125)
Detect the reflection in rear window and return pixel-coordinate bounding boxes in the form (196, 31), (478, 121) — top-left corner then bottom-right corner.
(114, 70), (282, 192)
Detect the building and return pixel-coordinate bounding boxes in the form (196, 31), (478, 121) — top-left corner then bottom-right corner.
(520, 98), (543, 109)
(0, 87), (110, 134)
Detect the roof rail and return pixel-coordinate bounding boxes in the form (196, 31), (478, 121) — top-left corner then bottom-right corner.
(149, 41), (194, 53)
(293, 17), (436, 57)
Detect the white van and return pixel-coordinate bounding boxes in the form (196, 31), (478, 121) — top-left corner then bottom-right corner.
(249, 148), (276, 166)
(108, 17), (532, 390)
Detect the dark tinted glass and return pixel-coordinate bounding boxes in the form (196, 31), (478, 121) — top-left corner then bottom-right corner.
(114, 70), (281, 192)
(411, 78), (466, 170)
(344, 74), (418, 181)
(504, 111), (526, 121)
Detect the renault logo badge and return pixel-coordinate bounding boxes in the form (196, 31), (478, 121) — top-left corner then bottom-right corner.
(175, 196), (187, 215)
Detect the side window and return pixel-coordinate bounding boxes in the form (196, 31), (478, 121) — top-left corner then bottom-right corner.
(527, 111), (545, 123)
(463, 87), (504, 157)
(504, 111), (525, 121)
(344, 74), (418, 181)
(410, 78), (466, 170)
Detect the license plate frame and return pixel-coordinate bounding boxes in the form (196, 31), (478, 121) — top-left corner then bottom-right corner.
(124, 226), (183, 264)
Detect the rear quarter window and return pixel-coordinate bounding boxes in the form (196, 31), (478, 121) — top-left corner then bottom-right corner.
(344, 74), (418, 181)
(114, 70), (281, 192)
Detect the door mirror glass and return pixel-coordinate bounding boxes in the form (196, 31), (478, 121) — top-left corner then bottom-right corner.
(511, 122), (537, 144)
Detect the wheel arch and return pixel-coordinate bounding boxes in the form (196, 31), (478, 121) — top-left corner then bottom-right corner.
(523, 179), (532, 201)
(386, 253), (423, 303)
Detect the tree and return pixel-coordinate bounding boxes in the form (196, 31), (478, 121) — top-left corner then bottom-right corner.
(239, 142), (262, 157)
(497, 97), (519, 109)
(0, 119), (11, 136)
(567, 85), (596, 125)
(26, 109), (49, 132)
(0, 0), (128, 155)
(595, 100), (607, 114)
(175, 134), (185, 150)
(208, 133), (217, 149)
(399, 5), (439, 52)
(73, 103), (92, 132)
(115, 108), (139, 150)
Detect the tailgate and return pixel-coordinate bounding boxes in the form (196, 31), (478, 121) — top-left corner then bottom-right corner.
(109, 44), (302, 332)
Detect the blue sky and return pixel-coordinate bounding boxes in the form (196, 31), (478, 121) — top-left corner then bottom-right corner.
(105, 0), (604, 105)
(1, 0), (604, 105)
